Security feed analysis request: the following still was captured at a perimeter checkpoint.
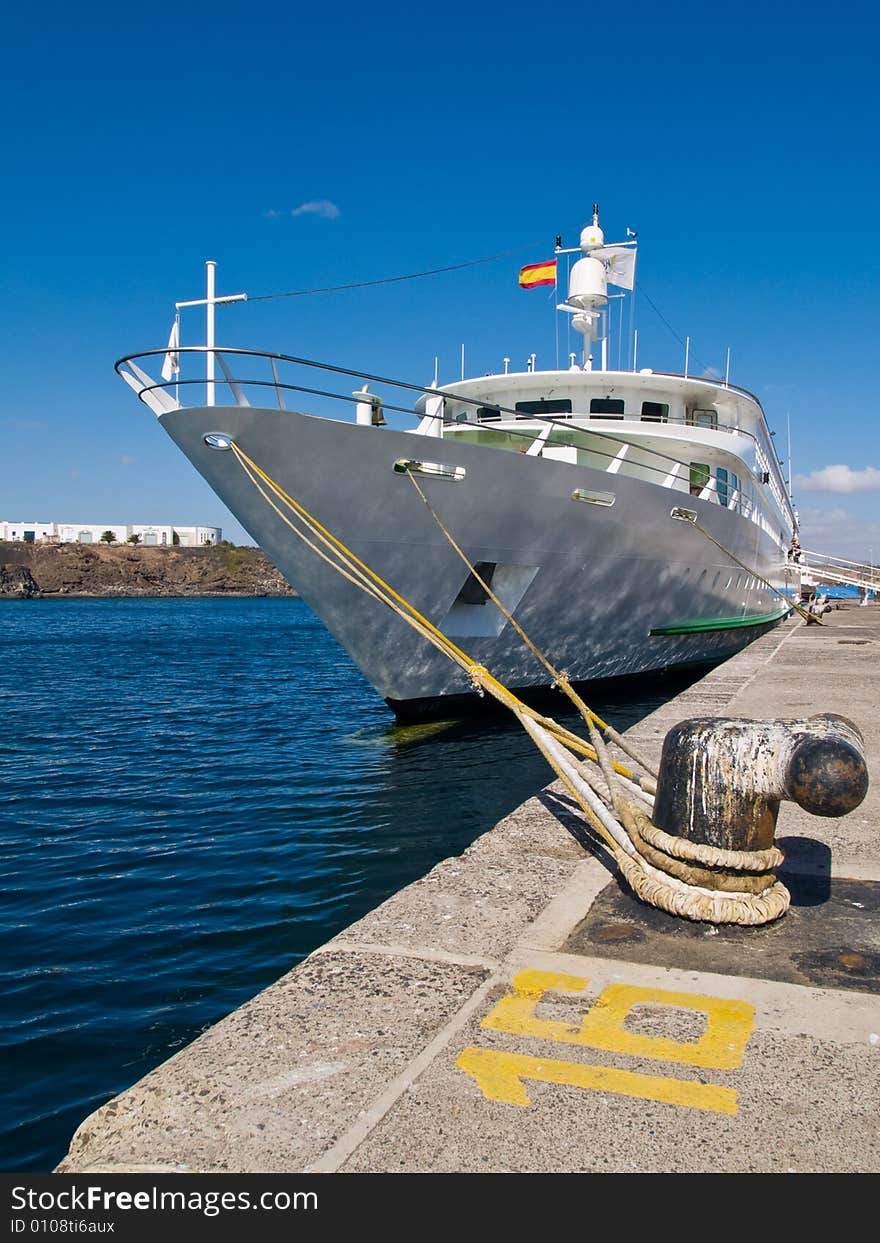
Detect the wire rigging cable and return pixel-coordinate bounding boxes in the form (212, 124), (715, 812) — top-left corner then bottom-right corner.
(247, 242), (545, 302)
(223, 239), (720, 390)
(636, 281), (711, 375)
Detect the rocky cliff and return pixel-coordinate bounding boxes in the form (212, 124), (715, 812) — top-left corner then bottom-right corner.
(0, 542), (296, 598)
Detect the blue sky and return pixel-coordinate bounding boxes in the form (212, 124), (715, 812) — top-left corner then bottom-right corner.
(2, 0), (878, 559)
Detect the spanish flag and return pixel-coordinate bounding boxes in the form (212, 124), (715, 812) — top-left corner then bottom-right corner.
(518, 259), (557, 289)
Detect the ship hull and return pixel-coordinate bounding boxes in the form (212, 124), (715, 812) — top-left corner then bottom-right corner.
(159, 405), (794, 716)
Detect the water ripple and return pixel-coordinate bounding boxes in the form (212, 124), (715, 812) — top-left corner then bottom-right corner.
(0, 597), (686, 1171)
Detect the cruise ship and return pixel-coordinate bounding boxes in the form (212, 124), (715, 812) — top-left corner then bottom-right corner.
(117, 209), (799, 717)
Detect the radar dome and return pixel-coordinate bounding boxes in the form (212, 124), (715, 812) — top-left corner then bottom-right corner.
(580, 223), (605, 251)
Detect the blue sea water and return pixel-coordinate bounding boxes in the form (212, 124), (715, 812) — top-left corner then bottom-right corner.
(0, 598), (687, 1172)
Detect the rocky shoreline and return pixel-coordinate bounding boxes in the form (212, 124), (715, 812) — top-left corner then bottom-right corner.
(0, 541), (296, 599)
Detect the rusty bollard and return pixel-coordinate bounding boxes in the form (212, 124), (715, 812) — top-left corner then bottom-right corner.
(650, 714), (869, 893)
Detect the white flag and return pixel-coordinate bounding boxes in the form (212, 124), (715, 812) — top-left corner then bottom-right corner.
(161, 317), (180, 380)
(594, 245), (637, 291)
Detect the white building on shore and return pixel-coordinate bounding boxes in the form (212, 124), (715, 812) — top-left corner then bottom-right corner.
(0, 522), (222, 547)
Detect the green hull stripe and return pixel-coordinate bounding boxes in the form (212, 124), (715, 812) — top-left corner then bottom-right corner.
(650, 606), (791, 637)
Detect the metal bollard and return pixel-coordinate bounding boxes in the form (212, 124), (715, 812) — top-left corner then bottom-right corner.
(652, 713), (869, 860)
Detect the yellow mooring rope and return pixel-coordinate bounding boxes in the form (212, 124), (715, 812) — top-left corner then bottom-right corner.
(229, 441), (790, 925)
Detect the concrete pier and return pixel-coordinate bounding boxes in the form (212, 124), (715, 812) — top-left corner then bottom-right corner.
(58, 605), (880, 1173)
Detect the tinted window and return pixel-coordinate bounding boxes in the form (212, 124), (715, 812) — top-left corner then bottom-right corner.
(514, 399), (572, 418)
(590, 398), (625, 418)
(476, 405), (502, 421)
(717, 467), (730, 506)
(689, 463), (710, 496)
(641, 401), (668, 422)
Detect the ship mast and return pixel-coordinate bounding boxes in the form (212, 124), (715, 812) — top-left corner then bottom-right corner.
(556, 206), (637, 371)
(176, 262), (247, 406)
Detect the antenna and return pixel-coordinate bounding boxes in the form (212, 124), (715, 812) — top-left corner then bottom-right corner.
(684, 336), (690, 378)
(617, 296), (624, 370)
(787, 411), (793, 500)
(460, 344), (465, 381)
(627, 272), (637, 370)
(554, 256), (560, 370)
(724, 347), (731, 387)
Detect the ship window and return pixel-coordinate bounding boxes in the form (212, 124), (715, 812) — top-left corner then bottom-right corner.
(641, 401), (668, 422)
(514, 399), (572, 418)
(476, 405), (502, 421)
(589, 398), (625, 418)
(687, 408), (718, 429)
(717, 468), (730, 506)
(689, 463), (710, 496)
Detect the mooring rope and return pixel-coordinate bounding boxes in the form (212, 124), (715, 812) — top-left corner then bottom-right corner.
(229, 442), (790, 925)
(679, 513), (820, 626)
(637, 822), (785, 873)
(403, 469), (659, 779)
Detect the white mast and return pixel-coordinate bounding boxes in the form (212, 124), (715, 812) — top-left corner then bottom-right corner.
(206, 260), (216, 406)
(556, 206), (637, 372)
(176, 261), (247, 407)
(564, 204), (606, 370)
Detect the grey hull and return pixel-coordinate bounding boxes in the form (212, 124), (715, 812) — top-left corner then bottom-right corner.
(159, 405), (793, 713)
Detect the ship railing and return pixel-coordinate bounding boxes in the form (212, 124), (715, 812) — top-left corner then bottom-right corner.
(799, 549), (880, 592)
(636, 369), (791, 515)
(117, 345), (768, 527)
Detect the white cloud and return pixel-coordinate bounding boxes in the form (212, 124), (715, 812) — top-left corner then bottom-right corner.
(797, 506), (880, 560)
(794, 464), (880, 494)
(291, 199), (340, 220)
(262, 209), (283, 219)
(119, 454), (135, 467)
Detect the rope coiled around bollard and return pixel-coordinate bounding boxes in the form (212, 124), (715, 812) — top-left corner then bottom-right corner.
(636, 821), (785, 872)
(617, 852), (791, 925)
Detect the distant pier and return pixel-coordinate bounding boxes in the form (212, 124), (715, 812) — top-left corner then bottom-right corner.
(57, 606), (880, 1174)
